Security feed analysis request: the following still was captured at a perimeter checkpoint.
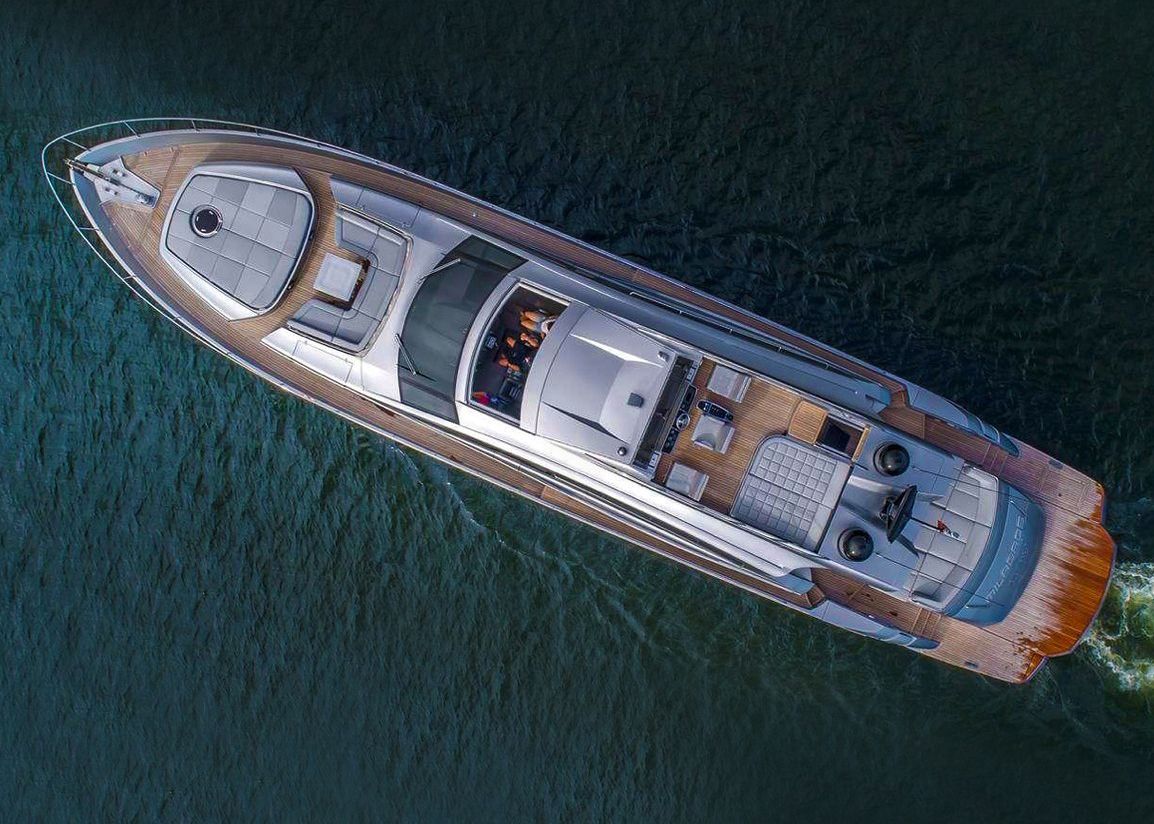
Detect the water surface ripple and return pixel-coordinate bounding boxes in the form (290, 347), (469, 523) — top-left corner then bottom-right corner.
(4, 0), (1154, 819)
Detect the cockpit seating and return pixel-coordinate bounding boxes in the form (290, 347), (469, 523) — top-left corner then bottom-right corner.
(288, 208), (405, 351)
(692, 415), (735, 454)
(666, 463), (709, 501)
(470, 286), (566, 420)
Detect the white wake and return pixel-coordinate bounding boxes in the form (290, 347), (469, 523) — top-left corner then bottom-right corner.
(1083, 562), (1154, 692)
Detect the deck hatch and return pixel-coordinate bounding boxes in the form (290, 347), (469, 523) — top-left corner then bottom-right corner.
(162, 164), (312, 316)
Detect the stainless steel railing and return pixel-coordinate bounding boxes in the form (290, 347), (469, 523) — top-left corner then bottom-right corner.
(40, 116), (391, 329)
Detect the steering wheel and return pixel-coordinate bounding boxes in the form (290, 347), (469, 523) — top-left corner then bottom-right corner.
(881, 484), (918, 543)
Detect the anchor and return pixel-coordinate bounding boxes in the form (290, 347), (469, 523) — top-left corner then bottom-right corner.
(66, 157), (156, 207)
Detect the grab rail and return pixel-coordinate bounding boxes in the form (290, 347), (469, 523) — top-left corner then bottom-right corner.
(40, 116), (403, 334)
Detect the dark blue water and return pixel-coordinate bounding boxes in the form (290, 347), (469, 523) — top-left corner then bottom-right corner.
(5, 0), (1154, 819)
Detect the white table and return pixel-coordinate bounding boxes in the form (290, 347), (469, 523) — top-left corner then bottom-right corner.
(313, 253), (362, 302)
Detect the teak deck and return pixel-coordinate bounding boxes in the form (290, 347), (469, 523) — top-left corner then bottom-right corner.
(654, 361), (827, 516)
(91, 135), (1115, 683)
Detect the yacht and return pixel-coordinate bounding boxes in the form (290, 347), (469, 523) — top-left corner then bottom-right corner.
(43, 120), (1116, 683)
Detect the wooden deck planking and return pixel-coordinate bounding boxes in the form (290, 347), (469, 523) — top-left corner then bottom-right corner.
(655, 360), (802, 515)
(87, 135), (1115, 683)
(787, 401), (827, 445)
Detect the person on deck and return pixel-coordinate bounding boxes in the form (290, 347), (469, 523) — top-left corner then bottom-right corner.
(497, 354), (523, 374)
(520, 309), (556, 335)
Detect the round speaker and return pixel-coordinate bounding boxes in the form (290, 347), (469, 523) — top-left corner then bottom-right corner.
(838, 529), (874, 562)
(875, 443), (910, 476)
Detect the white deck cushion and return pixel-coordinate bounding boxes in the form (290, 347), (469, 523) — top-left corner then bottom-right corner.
(708, 364), (751, 403)
(731, 436), (851, 549)
(666, 463), (708, 501)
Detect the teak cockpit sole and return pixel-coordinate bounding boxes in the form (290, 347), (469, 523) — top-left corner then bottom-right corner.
(91, 135), (1113, 684)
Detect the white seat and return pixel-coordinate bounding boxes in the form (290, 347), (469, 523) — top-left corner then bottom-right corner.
(666, 463), (708, 501)
(287, 208), (404, 352)
(692, 416), (735, 454)
(313, 252), (362, 302)
(708, 365), (751, 403)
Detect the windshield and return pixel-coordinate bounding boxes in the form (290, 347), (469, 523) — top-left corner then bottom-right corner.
(397, 237), (523, 420)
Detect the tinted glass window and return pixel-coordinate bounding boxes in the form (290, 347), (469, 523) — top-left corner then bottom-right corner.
(397, 238), (523, 420)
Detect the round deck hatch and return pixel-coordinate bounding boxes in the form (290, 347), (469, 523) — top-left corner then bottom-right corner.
(191, 205), (223, 237)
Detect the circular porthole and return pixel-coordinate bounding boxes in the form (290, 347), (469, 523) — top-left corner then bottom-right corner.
(874, 443), (910, 477)
(191, 205), (223, 237)
(838, 529), (874, 562)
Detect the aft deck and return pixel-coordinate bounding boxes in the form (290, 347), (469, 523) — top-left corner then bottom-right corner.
(655, 359), (865, 519)
(72, 129), (1114, 684)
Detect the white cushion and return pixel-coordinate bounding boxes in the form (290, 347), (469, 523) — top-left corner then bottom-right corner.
(666, 463), (708, 501)
(708, 365), (751, 403)
(692, 416), (735, 454)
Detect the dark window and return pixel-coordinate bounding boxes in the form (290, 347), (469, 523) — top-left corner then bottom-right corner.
(397, 238), (524, 421)
(633, 356), (694, 469)
(817, 418), (863, 457)
(469, 286), (567, 422)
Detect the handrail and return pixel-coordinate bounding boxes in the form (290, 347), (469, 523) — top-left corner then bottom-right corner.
(40, 116), (388, 332)
(43, 118), (990, 446)
(43, 116), (412, 182)
(42, 125), (144, 294)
